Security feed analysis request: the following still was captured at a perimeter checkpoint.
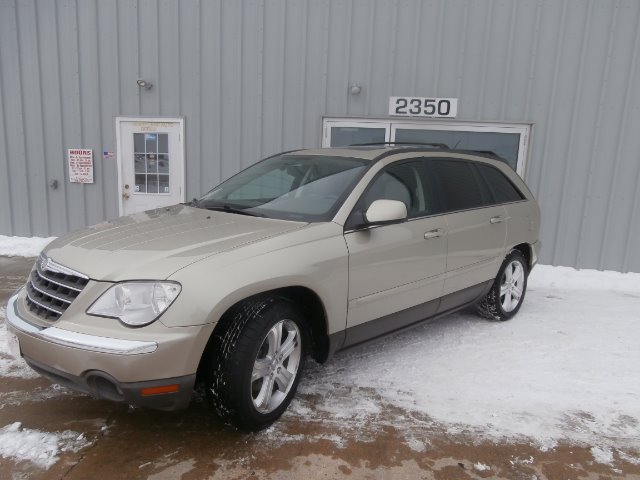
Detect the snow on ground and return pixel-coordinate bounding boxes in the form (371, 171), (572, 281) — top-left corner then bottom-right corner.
(1, 263), (639, 467)
(298, 264), (640, 452)
(0, 235), (55, 258)
(0, 307), (39, 379)
(0, 422), (90, 469)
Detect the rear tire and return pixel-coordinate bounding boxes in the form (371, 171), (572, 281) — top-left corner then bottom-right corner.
(206, 297), (306, 431)
(477, 250), (528, 321)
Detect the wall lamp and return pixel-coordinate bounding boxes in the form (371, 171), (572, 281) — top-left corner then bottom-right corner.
(137, 79), (153, 90)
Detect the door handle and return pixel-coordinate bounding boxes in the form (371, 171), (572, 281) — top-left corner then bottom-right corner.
(490, 216), (504, 224)
(424, 229), (443, 240)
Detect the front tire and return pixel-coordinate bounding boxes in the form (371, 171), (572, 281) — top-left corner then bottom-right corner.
(477, 250), (528, 321)
(206, 297), (306, 431)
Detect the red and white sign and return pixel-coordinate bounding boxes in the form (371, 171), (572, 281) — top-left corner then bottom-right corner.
(68, 149), (94, 183)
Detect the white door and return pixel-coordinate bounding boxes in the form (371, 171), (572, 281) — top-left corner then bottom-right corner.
(116, 118), (185, 216)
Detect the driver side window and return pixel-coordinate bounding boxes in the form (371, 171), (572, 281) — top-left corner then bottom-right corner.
(361, 161), (427, 216)
(346, 160), (429, 229)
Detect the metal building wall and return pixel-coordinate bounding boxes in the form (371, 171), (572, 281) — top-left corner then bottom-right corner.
(0, 0), (639, 272)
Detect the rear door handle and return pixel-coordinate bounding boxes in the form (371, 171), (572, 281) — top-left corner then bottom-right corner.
(490, 216), (504, 224)
(424, 229), (443, 240)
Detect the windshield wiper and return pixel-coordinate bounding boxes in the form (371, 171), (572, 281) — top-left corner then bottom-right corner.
(202, 204), (263, 217)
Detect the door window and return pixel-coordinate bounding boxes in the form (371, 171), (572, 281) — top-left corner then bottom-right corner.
(426, 159), (489, 213)
(134, 133), (170, 194)
(347, 161), (431, 229)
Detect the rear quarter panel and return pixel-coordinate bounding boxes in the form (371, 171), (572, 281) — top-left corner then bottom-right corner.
(480, 158), (541, 263)
(504, 199), (540, 261)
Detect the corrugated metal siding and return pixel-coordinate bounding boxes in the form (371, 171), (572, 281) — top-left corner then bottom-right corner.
(0, 0), (639, 272)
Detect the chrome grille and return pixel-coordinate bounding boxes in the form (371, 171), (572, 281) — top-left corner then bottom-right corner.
(24, 255), (89, 322)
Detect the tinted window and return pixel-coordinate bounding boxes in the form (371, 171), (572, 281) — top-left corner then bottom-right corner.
(476, 164), (525, 203)
(427, 159), (486, 212)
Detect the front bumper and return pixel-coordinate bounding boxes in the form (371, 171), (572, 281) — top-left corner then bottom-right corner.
(6, 294), (157, 355)
(5, 291), (212, 410)
(24, 355), (195, 411)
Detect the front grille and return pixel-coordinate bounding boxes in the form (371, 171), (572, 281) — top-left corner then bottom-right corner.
(24, 255), (89, 322)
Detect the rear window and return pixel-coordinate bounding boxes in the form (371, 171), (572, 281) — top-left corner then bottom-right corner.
(476, 164), (525, 203)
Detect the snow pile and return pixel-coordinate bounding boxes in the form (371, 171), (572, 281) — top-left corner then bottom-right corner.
(0, 307), (39, 379)
(0, 422), (90, 469)
(0, 235), (55, 258)
(590, 446), (614, 466)
(300, 264), (640, 449)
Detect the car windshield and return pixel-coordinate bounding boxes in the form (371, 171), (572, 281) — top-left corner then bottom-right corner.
(197, 154), (370, 222)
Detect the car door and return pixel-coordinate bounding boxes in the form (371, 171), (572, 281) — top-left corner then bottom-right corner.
(343, 159), (447, 345)
(424, 158), (507, 308)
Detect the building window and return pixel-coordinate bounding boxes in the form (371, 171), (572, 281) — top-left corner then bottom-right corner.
(323, 118), (531, 177)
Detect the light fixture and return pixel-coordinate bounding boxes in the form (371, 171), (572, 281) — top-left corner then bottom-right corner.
(136, 79), (153, 90)
(350, 84), (362, 95)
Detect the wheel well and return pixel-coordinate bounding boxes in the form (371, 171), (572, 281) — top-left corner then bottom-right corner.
(275, 286), (330, 363)
(511, 243), (532, 269)
(196, 287), (330, 383)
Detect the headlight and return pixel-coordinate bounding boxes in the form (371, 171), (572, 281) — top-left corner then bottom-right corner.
(87, 282), (181, 327)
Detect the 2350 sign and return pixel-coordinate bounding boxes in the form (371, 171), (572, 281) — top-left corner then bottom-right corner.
(389, 97), (458, 118)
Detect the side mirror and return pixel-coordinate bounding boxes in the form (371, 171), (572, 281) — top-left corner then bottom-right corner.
(364, 199), (407, 225)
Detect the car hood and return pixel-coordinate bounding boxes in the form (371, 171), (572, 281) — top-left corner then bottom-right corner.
(43, 205), (307, 281)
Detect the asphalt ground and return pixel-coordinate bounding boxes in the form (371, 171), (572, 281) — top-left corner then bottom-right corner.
(1, 256), (639, 479)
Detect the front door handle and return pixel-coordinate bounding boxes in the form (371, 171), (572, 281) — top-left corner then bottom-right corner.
(424, 229), (443, 240)
(490, 216), (504, 224)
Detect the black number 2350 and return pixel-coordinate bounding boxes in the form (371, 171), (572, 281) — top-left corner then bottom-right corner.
(390, 97), (456, 118)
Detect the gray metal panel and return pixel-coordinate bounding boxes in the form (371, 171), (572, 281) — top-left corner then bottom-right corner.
(0, 0), (639, 272)
(1, 0), (31, 236)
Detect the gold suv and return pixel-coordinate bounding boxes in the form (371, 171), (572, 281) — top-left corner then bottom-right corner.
(6, 145), (540, 430)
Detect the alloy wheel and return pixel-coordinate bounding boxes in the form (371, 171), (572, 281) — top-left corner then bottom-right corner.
(251, 319), (302, 413)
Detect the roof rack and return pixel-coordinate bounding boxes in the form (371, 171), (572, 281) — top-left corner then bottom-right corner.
(350, 141), (450, 149)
